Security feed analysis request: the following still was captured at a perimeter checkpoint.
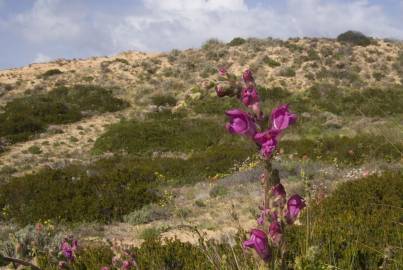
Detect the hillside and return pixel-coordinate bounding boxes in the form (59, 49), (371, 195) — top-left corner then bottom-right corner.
(0, 36), (402, 269)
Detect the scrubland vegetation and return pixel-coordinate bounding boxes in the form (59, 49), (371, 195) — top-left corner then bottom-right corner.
(0, 32), (402, 269)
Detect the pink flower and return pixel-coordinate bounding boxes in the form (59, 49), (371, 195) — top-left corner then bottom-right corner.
(101, 267), (110, 270)
(268, 221), (283, 246)
(243, 69), (255, 84)
(59, 238), (78, 261)
(271, 104), (297, 131)
(218, 67), (227, 77)
(122, 260), (133, 270)
(253, 130), (280, 159)
(215, 84), (226, 97)
(285, 194), (306, 224)
(241, 86), (259, 107)
(225, 109), (257, 137)
(243, 229), (271, 261)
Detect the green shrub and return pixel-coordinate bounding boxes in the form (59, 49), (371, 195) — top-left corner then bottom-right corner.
(150, 94), (177, 107)
(0, 85), (128, 144)
(0, 159), (160, 225)
(228, 37), (246, 46)
(38, 244), (114, 270)
(279, 67), (296, 77)
(337, 31), (372, 46)
(92, 114), (225, 155)
(27, 145), (42, 155)
(286, 172), (403, 269)
(190, 95), (239, 115)
(133, 236), (256, 270)
(282, 134), (403, 165)
(262, 56), (281, 67)
(39, 69), (63, 79)
(123, 204), (171, 225)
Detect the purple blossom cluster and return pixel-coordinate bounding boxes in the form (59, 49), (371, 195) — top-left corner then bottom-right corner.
(58, 236), (78, 269)
(216, 68), (297, 159)
(215, 68), (305, 263)
(246, 183), (305, 261)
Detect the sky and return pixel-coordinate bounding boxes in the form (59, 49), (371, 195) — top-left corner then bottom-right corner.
(0, 0), (402, 70)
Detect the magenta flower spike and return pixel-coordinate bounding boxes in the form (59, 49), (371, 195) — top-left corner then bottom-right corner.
(285, 194), (306, 224)
(243, 69), (255, 84)
(60, 238), (78, 261)
(268, 221), (283, 246)
(225, 109), (257, 137)
(243, 229), (271, 261)
(215, 84), (226, 97)
(122, 260), (133, 270)
(218, 67), (227, 77)
(241, 86), (260, 107)
(271, 104), (297, 131)
(253, 130), (280, 158)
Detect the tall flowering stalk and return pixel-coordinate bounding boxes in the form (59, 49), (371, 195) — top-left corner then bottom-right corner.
(214, 68), (305, 267)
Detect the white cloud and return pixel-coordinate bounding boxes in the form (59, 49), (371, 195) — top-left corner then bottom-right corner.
(143, 0), (247, 11)
(1, 0), (403, 68)
(33, 53), (52, 63)
(12, 0), (83, 43)
(107, 0), (403, 53)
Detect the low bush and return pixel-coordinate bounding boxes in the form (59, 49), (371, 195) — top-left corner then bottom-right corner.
(0, 85), (128, 143)
(92, 113), (225, 155)
(150, 94), (177, 107)
(0, 159), (160, 225)
(279, 67), (296, 77)
(337, 31), (372, 46)
(133, 236), (256, 270)
(262, 56), (281, 67)
(286, 171), (403, 269)
(228, 37), (246, 46)
(189, 95), (240, 115)
(281, 134), (403, 165)
(39, 69), (63, 79)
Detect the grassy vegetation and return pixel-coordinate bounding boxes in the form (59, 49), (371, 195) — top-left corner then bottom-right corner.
(281, 134), (403, 165)
(28, 172), (403, 270)
(287, 171), (403, 269)
(0, 85), (128, 144)
(93, 113), (226, 155)
(0, 159), (160, 224)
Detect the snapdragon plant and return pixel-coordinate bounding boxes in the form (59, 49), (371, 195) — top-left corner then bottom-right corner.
(214, 68), (306, 267)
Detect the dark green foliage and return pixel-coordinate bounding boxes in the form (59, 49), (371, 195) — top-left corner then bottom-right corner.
(0, 158), (160, 225)
(279, 67), (296, 77)
(190, 95), (240, 115)
(39, 69), (63, 79)
(286, 172), (403, 269)
(150, 94), (177, 106)
(304, 85), (403, 116)
(282, 135), (403, 165)
(93, 114), (225, 155)
(38, 244), (114, 270)
(133, 236), (256, 270)
(258, 86), (292, 102)
(0, 85), (128, 143)
(262, 56), (281, 67)
(337, 31), (372, 47)
(228, 37), (246, 46)
(262, 84), (403, 117)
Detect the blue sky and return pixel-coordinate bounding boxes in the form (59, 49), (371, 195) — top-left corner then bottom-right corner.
(0, 0), (402, 70)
